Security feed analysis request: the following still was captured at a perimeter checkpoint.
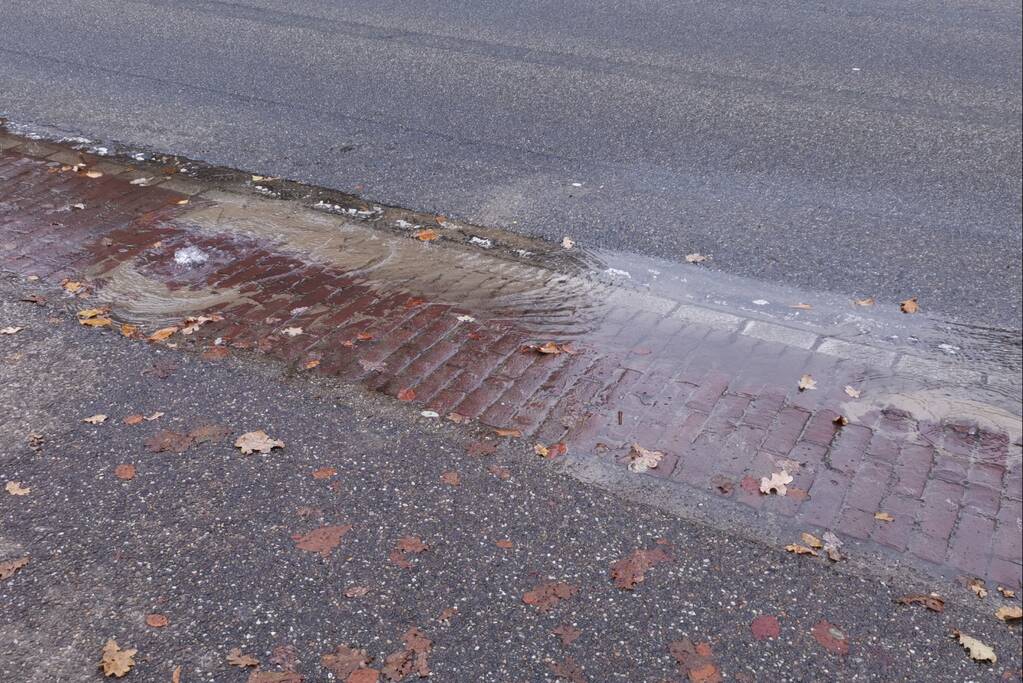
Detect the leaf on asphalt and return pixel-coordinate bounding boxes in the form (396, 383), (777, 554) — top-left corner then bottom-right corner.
(467, 441), (497, 457)
(668, 638), (722, 683)
(302, 358), (320, 370)
(321, 644), (373, 679)
(146, 429), (194, 454)
(874, 511), (895, 522)
(396, 388), (416, 402)
(822, 531), (844, 562)
(79, 316), (112, 328)
(685, 253), (708, 264)
(488, 465), (511, 480)
(1, 325), (24, 335)
(0, 556), (29, 581)
(347, 669), (380, 683)
(62, 280), (86, 294)
(180, 314), (223, 335)
(145, 411), (164, 421)
(98, 639), (137, 678)
(235, 430), (285, 454)
(145, 613), (169, 628)
(627, 443), (664, 473)
(801, 532), (823, 548)
(759, 470), (793, 496)
(114, 464), (136, 481)
(246, 672), (303, 683)
(844, 385), (861, 398)
(447, 412), (469, 424)
(811, 620), (849, 656)
(227, 648), (260, 668)
(610, 546), (673, 590)
(344, 585), (370, 598)
(172, 664), (181, 683)
(900, 297), (919, 313)
(953, 631), (996, 663)
(969, 578), (988, 598)
(124, 414), (145, 425)
(189, 424), (232, 444)
(522, 582), (578, 611)
(548, 656), (586, 682)
(389, 535), (429, 569)
(414, 228), (439, 241)
(293, 524), (353, 557)
(202, 346), (230, 361)
(553, 624), (582, 646)
(853, 297), (875, 306)
(895, 594), (945, 613)
(83, 414), (108, 424)
(790, 303), (812, 310)
(996, 606), (1022, 622)
(535, 442), (568, 459)
(148, 326), (179, 342)
(5, 481), (30, 496)
(311, 466), (337, 480)
(785, 543), (818, 556)
(440, 471), (460, 486)
(493, 427), (522, 438)
(282, 326), (303, 337)
(381, 627), (432, 681)
(797, 374), (817, 391)
(750, 615), (781, 640)
(120, 324), (139, 338)
(997, 586), (1016, 598)
(438, 607), (458, 622)
(494, 539), (514, 549)
(561, 236), (575, 249)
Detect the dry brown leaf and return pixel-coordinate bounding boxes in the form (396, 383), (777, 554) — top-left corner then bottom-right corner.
(900, 297), (919, 313)
(494, 427), (522, 438)
(534, 442), (568, 459)
(853, 297), (875, 306)
(344, 585), (370, 598)
(0, 556), (29, 581)
(311, 467), (337, 480)
(62, 280), (85, 294)
(0, 326), (23, 335)
(627, 443), (664, 473)
(669, 638), (722, 683)
(548, 656), (586, 682)
(293, 524), (353, 557)
(785, 543), (819, 556)
(146, 613), (169, 628)
(997, 586), (1016, 598)
(396, 387), (416, 402)
(440, 471), (460, 486)
(685, 253), (708, 263)
(124, 414), (144, 426)
(833, 415), (850, 426)
(120, 324), (139, 337)
(114, 464), (136, 481)
(235, 430), (284, 454)
(148, 326), (179, 342)
(523, 582), (578, 611)
(414, 228), (439, 241)
(969, 578), (989, 598)
(953, 631), (996, 663)
(610, 546), (672, 590)
(495, 539), (514, 549)
(303, 358), (320, 370)
(995, 606), (1022, 622)
(801, 532), (823, 549)
(389, 535), (429, 569)
(246, 672), (303, 683)
(98, 639), (137, 678)
(790, 303), (812, 310)
(446, 412), (469, 424)
(874, 511), (895, 522)
(822, 531), (844, 562)
(189, 424), (232, 444)
(797, 374), (817, 391)
(80, 317), (113, 328)
(812, 620), (849, 656)
(145, 429), (193, 454)
(83, 414), (108, 424)
(381, 627), (432, 681)
(760, 470), (793, 495)
(5, 481), (30, 496)
(227, 647), (260, 668)
(895, 594), (945, 612)
(321, 644), (373, 678)
(553, 624), (582, 646)
(77, 307), (110, 320)
(171, 664), (181, 683)
(488, 465), (511, 480)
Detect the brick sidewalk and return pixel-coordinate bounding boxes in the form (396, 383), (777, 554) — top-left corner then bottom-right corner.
(2, 138), (1020, 590)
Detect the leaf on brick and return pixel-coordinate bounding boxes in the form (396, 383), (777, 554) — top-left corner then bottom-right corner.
(627, 443), (664, 473)
(759, 470), (793, 495)
(396, 388), (416, 402)
(844, 385), (861, 398)
(874, 511), (894, 522)
(535, 442), (568, 459)
(822, 531), (844, 562)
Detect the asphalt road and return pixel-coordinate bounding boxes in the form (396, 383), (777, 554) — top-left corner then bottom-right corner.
(3, 275), (1021, 682)
(0, 0), (1020, 327)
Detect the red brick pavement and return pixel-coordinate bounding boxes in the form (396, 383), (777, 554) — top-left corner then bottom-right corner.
(2, 141), (1020, 589)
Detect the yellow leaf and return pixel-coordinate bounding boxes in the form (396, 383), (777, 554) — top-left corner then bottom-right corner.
(801, 532), (823, 549)
(874, 512), (895, 522)
(900, 297), (919, 314)
(785, 544), (818, 556)
(120, 324), (139, 337)
(415, 228), (439, 241)
(98, 639), (137, 677)
(148, 326), (179, 342)
(995, 606), (1022, 622)
(77, 308), (109, 319)
(953, 631), (996, 663)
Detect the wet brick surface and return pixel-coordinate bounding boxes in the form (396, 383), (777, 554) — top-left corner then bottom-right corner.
(2, 141), (1020, 589)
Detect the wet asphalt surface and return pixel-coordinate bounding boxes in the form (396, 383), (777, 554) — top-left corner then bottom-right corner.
(2, 278), (1021, 682)
(0, 0), (1020, 328)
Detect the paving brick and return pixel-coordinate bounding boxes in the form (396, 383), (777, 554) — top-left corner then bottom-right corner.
(870, 495), (921, 550)
(846, 461), (892, 513)
(947, 512), (995, 577)
(987, 558), (1023, 591)
(893, 443), (933, 498)
(796, 471), (850, 529)
(761, 406), (810, 455)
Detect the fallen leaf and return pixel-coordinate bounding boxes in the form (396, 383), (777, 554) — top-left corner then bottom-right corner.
(172, 664), (181, 683)
(124, 414), (144, 425)
(833, 415), (850, 426)
(440, 471), (460, 486)
(822, 531), (844, 562)
(120, 324), (139, 337)
(381, 628), (432, 681)
(685, 253), (708, 264)
(202, 346), (230, 360)
(790, 303), (812, 310)
(114, 464), (136, 481)
(321, 644), (373, 678)
(447, 412), (469, 424)
(995, 606), (1022, 622)
(627, 443), (664, 473)
(77, 307), (110, 320)
(467, 441), (497, 457)
(900, 297), (919, 314)
(751, 615), (781, 640)
(146, 614), (169, 628)
(561, 236), (575, 249)
(812, 620), (849, 656)
(414, 228), (439, 241)
(1, 325), (25, 335)
(420, 410), (440, 418)
(854, 297), (875, 306)
(797, 374), (817, 391)
(282, 326), (303, 337)
(19, 294), (47, 305)
(488, 465), (511, 480)
(246, 672), (303, 683)
(148, 326), (179, 342)
(145, 429), (194, 453)
(495, 539), (514, 549)
(227, 648), (260, 668)
(801, 532), (823, 548)
(953, 630), (996, 663)
(494, 427), (521, 438)
(0, 556), (30, 581)
(669, 638), (722, 683)
(348, 670), (379, 683)
(344, 586), (370, 598)
(437, 607), (458, 622)
(523, 582), (578, 611)
(303, 358), (320, 370)
(535, 442), (568, 459)
(84, 170), (104, 178)
(844, 385), (861, 398)
(5, 481), (30, 496)
(293, 524), (352, 557)
(389, 535), (429, 569)
(785, 544), (818, 556)
(969, 578), (989, 598)
(145, 411), (164, 421)
(80, 317), (113, 328)
(874, 511), (895, 522)
(997, 586), (1016, 598)
(396, 388), (416, 402)
(548, 656), (586, 682)
(610, 546), (672, 590)
(98, 639), (137, 678)
(760, 470), (793, 496)
(62, 280), (86, 294)
(312, 467), (337, 480)
(235, 430), (285, 454)
(83, 414), (108, 424)
(553, 624), (582, 646)
(895, 594), (945, 612)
